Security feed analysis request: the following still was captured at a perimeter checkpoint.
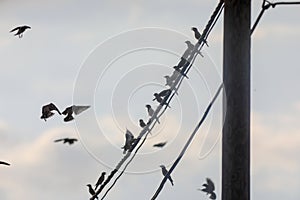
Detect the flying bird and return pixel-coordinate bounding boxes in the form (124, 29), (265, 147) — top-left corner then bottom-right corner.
(153, 141), (167, 148)
(191, 27), (209, 47)
(10, 25), (31, 38)
(0, 161), (10, 166)
(86, 184), (98, 199)
(122, 129), (135, 154)
(54, 138), (78, 145)
(40, 103), (61, 121)
(62, 105), (90, 122)
(146, 104), (160, 124)
(160, 165), (174, 186)
(198, 178), (216, 200)
(95, 172), (106, 190)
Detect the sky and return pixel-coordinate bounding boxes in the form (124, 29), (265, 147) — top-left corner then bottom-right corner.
(0, 0), (300, 199)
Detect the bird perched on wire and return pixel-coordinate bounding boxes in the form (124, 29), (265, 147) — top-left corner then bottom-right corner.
(10, 25), (31, 38)
(62, 105), (90, 122)
(164, 75), (174, 87)
(40, 103), (61, 121)
(153, 141), (167, 148)
(54, 138), (78, 145)
(159, 165), (174, 186)
(122, 129), (136, 154)
(191, 27), (209, 47)
(95, 172), (106, 190)
(87, 184), (98, 199)
(198, 178), (216, 200)
(139, 119), (147, 128)
(146, 104), (160, 124)
(153, 93), (171, 108)
(0, 161), (10, 166)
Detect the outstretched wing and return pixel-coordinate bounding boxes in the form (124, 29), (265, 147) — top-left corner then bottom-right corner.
(0, 161), (10, 166)
(206, 178), (215, 191)
(10, 27), (19, 32)
(48, 103), (61, 114)
(54, 139), (64, 143)
(153, 142), (167, 148)
(73, 105), (90, 115)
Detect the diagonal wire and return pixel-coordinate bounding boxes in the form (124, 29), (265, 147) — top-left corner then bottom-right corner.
(91, 1), (224, 199)
(251, 0), (300, 34)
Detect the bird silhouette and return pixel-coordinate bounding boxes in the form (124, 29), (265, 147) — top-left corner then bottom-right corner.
(153, 93), (171, 108)
(62, 105), (90, 122)
(95, 172), (106, 190)
(40, 103), (61, 121)
(122, 129), (135, 154)
(164, 75), (174, 87)
(146, 104), (160, 124)
(0, 161), (10, 166)
(54, 138), (78, 145)
(139, 119), (147, 128)
(10, 25), (31, 38)
(191, 27), (209, 47)
(153, 141), (167, 148)
(160, 165), (174, 186)
(198, 178), (216, 200)
(87, 184), (98, 199)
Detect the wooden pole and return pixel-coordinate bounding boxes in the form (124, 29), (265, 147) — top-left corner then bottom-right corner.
(222, 0), (251, 200)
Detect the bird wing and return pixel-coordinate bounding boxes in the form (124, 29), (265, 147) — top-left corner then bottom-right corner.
(54, 139), (64, 143)
(206, 178), (215, 191)
(153, 142), (167, 147)
(0, 161), (10, 166)
(73, 105), (90, 115)
(10, 27), (19, 32)
(48, 103), (61, 114)
(62, 106), (72, 115)
(125, 129), (134, 141)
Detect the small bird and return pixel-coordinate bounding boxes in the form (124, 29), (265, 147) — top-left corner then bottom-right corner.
(153, 141), (167, 148)
(62, 105), (90, 122)
(146, 105), (160, 124)
(122, 129), (135, 154)
(10, 25), (31, 38)
(40, 103), (61, 121)
(153, 93), (171, 108)
(158, 89), (171, 97)
(54, 138), (78, 145)
(0, 161), (10, 166)
(182, 41), (194, 60)
(164, 75), (174, 87)
(159, 165), (174, 186)
(198, 178), (216, 200)
(139, 119), (147, 128)
(191, 27), (209, 47)
(95, 172), (106, 190)
(87, 184), (98, 199)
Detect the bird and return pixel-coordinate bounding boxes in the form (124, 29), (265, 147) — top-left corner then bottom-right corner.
(164, 75), (174, 87)
(158, 89), (171, 97)
(191, 27), (209, 47)
(10, 25), (31, 38)
(87, 184), (98, 199)
(62, 105), (90, 122)
(122, 129), (135, 154)
(0, 161), (10, 166)
(182, 41), (194, 59)
(153, 141), (167, 148)
(139, 119), (147, 128)
(153, 93), (171, 108)
(54, 138), (78, 145)
(40, 103), (61, 121)
(95, 172), (106, 190)
(198, 178), (216, 200)
(146, 105), (160, 124)
(159, 165), (174, 186)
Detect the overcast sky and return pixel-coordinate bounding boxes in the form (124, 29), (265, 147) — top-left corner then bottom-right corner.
(0, 0), (300, 199)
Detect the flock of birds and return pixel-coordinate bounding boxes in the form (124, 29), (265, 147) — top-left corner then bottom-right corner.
(2, 25), (217, 199)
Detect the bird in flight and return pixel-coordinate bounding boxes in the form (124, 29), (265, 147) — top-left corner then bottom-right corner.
(95, 172), (106, 190)
(153, 141), (167, 148)
(198, 178), (217, 200)
(62, 105), (90, 122)
(159, 165), (174, 186)
(191, 27), (209, 47)
(146, 104), (160, 124)
(87, 184), (98, 199)
(40, 103), (61, 121)
(122, 129), (136, 154)
(54, 138), (78, 145)
(0, 161), (10, 166)
(10, 25), (31, 38)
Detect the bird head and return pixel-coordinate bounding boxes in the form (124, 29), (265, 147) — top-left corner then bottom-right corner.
(146, 104), (151, 108)
(185, 40), (191, 44)
(139, 119), (143, 123)
(86, 184), (92, 187)
(164, 75), (170, 78)
(191, 27), (197, 31)
(159, 165), (165, 168)
(102, 172), (106, 175)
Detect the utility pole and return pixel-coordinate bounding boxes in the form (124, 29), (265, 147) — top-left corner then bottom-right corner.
(222, 0), (251, 200)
